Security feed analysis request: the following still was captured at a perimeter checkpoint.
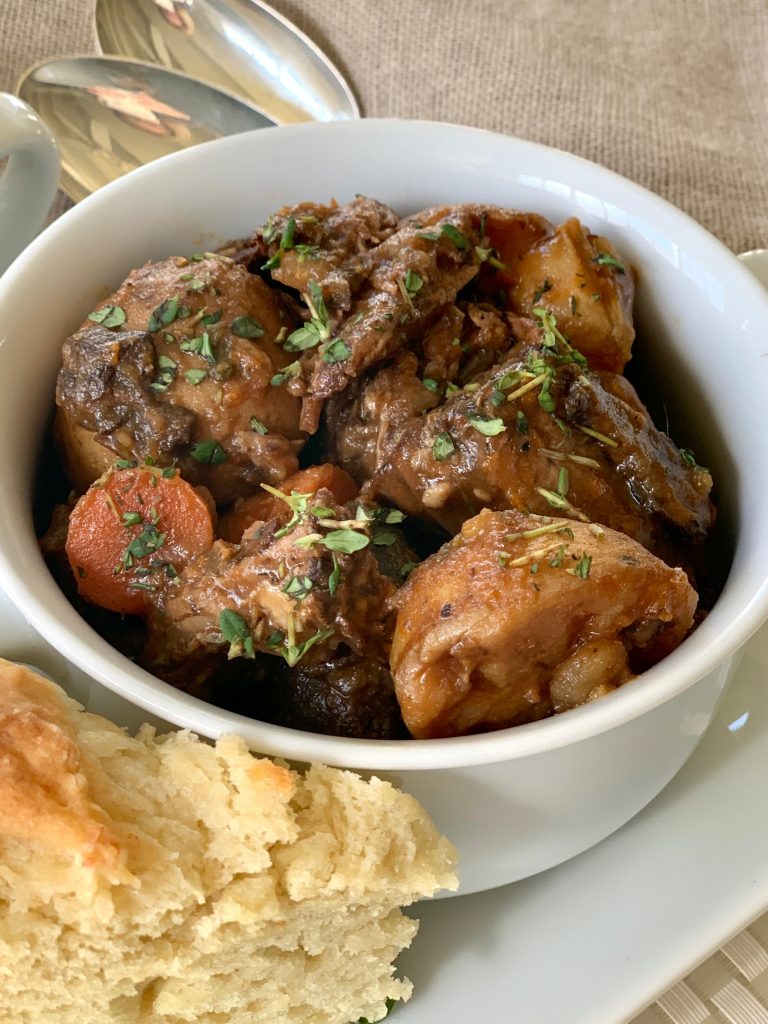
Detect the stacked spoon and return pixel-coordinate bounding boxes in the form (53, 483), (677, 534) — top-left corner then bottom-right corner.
(16, 0), (359, 200)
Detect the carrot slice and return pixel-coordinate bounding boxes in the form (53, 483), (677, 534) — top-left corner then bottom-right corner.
(218, 464), (359, 542)
(65, 464), (215, 615)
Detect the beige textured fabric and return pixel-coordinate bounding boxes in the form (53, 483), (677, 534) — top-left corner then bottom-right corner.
(1, 2), (768, 1021)
(0, 0), (766, 251)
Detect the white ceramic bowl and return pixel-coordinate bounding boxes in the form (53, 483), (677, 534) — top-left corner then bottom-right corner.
(0, 120), (766, 895)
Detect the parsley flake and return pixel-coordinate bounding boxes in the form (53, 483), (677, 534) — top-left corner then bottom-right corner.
(467, 414), (506, 436)
(568, 553), (592, 579)
(180, 331), (215, 361)
(433, 432), (456, 461)
(88, 305), (126, 329)
(190, 439), (228, 465)
(592, 252), (625, 273)
(322, 339), (351, 364)
(219, 609), (255, 659)
(231, 316), (265, 338)
(147, 296), (181, 332)
(441, 223), (468, 249)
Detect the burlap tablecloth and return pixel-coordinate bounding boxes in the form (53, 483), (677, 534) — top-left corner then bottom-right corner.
(1, 3), (768, 1022)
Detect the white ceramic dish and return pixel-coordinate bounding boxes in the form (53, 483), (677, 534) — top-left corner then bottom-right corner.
(0, 120), (767, 895)
(2, 580), (767, 1024)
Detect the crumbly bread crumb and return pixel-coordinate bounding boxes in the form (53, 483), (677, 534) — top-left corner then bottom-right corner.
(0, 660), (457, 1023)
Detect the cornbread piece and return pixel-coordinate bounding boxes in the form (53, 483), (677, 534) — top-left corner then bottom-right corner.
(0, 660), (457, 1024)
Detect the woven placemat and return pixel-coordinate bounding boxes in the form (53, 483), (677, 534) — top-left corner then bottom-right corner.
(2, 3), (768, 1022)
(631, 914), (768, 1024)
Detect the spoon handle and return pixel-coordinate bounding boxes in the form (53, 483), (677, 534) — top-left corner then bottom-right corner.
(0, 94), (60, 274)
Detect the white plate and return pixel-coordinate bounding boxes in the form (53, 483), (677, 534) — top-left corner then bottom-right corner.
(2, 577), (768, 1024)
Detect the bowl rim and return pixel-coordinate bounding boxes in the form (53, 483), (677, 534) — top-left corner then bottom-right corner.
(2, 116), (768, 771)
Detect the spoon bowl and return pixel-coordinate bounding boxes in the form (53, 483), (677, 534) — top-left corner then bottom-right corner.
(94, 0), (360, 124)
(17, 55), (274, 201)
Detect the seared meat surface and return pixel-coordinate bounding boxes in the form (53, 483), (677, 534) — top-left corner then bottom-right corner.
(329, 320), (713, 555)
(56, 255), (305, 502)
(144, 489), (403, 676)
(391, 509), (697, 738)
(251, 195), (400, 312)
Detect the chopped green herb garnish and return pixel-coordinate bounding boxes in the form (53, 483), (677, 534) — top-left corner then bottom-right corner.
(115, 459), (137, 469)
(322, 339), (351, 364)
(417, 229), (441, 241)
(285, 280), (333, 352)
(147, 296), (180, 332)
(270, 360), (302, 386)
(88, 305), (126, 329)
(281, 575), (314, 602)
(532, 279), (552, 305)
(680, 447), (708, 471)
(282, 626), (334, 667)
(467, 414), (506, 437)
(592, 252), (625, 273)
(262, 216), (296, 270)
(294, 243), (321, 261)
(404, 268), (424, 298)
(432, 432), (456, 461)
(180, 331), (215, 361)
(219, 609), (255, 659)
(474, 246), (506, 271)
(568, 553), (592, 579)
(231, 315), (265, 338)
(516, 410), (529, 434)
(400, 561), (418, 580)
(441, 223), (468, 249)
(538, 377), (556, 413)
(150, 353), (178, 392)
(284, 322), (323, 351)
(320, 529), (370, 553)
(557, 466), (569, 497)
(200, 310), (222, 327)
(190, 439), (228, 465)
(181, 276), (207, 292)
(536, 487), (570, 511)
(575, 424), (618, 448)
(422, 377), (440, 392)
(122, 511), (142, 527)
(506, 522), (575, 542)
(184, 368), (208, 385)
(124, 523), (165, 562)
(372, 528), (397, 546)
(249, 416), (268, 434)
(260, 484), (312, 538)
(328, 553), (341, 596)
(549, 544), (567, 568)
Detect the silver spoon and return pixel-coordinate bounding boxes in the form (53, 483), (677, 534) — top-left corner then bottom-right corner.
(94, 0), (359, 125)
(17, 55), (274, 202)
